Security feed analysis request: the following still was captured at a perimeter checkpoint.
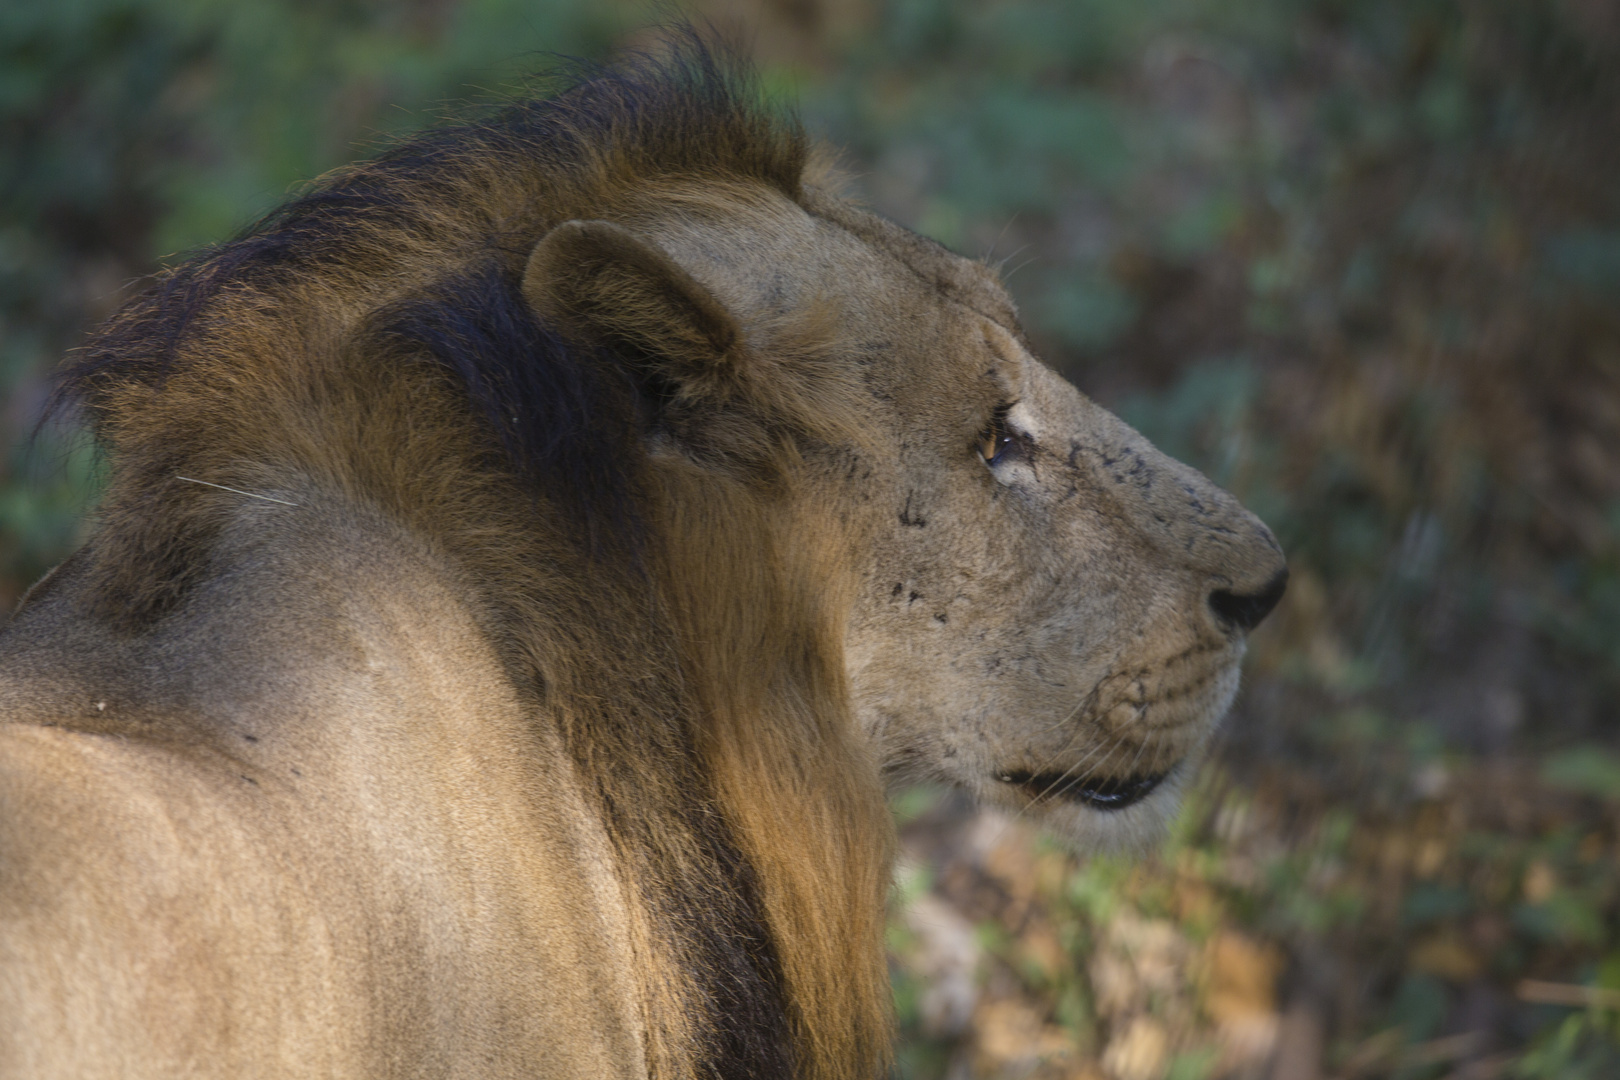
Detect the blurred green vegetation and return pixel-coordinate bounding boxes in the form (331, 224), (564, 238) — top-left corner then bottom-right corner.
(3, 0), (1619, 1076)
(0, 0), (640, 599)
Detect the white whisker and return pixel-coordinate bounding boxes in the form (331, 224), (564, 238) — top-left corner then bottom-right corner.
(175, 476), (299, 507)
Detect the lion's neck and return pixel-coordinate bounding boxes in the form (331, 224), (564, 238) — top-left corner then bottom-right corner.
(0, 484), (815, 1079)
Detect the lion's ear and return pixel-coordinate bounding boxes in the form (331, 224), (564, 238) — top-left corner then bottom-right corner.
(523, 219), (741, 373)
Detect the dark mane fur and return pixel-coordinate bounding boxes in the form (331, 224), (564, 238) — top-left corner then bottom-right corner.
(59, 37), (806, 554)
(42, 36), (893, 1080)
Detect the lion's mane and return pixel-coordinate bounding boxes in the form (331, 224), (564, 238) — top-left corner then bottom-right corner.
(53, 40), (891, 1080)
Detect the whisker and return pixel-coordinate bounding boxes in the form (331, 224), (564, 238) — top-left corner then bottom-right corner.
(1115, 726), (1154, 795)
(992, 711), (1105, 839)
(1027, 684), (1098, 739)
(175, 476), (299, 507)
(1036, 725), (1132, 805)
(996, 722), (1130, 843)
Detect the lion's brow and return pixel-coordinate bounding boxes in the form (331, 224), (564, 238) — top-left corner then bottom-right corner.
(799, 187), (1021, 332)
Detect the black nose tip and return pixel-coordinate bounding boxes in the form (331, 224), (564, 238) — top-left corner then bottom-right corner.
(1209, 567), (1288, 633)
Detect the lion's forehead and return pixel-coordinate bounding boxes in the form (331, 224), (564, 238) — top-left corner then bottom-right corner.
(633, 198), (1024, 421)
(640, 183), (1018, 359)
(636, 193), (890, 325)
(799, 186), (1020, 327)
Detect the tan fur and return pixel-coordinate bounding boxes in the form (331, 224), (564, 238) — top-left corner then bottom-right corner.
(0, 48), (1283, 1079)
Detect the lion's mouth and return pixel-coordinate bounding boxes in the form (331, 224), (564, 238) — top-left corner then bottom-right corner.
(998, 769), (1168, 812)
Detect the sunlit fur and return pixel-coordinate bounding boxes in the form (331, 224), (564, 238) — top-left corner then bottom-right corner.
(0, 37), (1284, 1080)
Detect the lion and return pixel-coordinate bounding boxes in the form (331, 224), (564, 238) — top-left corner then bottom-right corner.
(0, 42), (1285, 1080)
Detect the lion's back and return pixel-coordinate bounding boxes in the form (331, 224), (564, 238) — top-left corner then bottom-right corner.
(0, 518), (651, 1079)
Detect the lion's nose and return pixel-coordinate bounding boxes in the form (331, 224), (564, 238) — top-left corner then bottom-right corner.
(1208, 567), (1288, 634)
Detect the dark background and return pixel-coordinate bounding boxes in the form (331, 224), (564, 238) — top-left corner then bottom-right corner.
(3, 1), (1619, 1076)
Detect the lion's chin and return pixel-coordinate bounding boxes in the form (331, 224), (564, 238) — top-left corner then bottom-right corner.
(1039, 783), (1187, 855)
(997, 756), (1198, 856)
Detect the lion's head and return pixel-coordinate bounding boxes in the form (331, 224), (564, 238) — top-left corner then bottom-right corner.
(817, 203), (1288, 849)
(3, 42), (1282, 1080)
(525, 185), (1285, 855)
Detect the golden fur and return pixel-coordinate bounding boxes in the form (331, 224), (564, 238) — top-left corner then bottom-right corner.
(0, 42), (1285, 1079)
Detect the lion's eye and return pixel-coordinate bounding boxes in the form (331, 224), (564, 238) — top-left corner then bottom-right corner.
(977, 403), (1021, 466)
